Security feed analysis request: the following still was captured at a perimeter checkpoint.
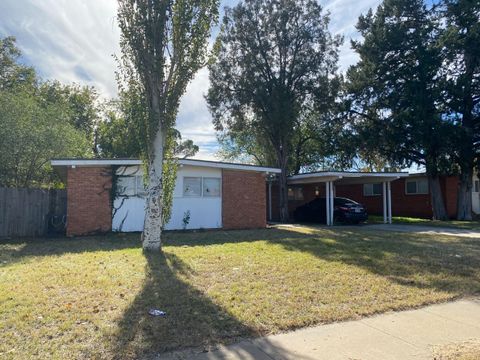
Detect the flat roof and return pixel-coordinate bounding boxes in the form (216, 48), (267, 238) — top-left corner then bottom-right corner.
(50, 158), (282, 174)
(288, 171), (409, 185)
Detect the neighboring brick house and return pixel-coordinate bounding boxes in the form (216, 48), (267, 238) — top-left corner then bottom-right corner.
(52, 158), (280, 236)
(271, 172), (479, 221)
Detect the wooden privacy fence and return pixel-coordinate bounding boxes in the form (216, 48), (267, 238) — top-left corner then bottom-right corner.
(0, 188), (67, 237)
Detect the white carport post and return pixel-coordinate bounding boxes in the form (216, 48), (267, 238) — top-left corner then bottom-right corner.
(325, 181), (335, 226)
(382, 182), (387, 224)
(329, 181), (334, 225)
(325, 181), (331, 226)
(387, 181), (392, 224)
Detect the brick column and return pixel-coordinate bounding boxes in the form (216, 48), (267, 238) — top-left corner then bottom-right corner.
(222, 170), (267, 229)
(66, 166), (112, 236)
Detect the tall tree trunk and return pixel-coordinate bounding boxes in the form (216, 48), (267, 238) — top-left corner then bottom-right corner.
(428, 174), (448, 220)
(277, 146), (290, 223)
(278, 166), (289, 222)
(456, 52), (475, 221)
(142, 128), (165, 251)
(457, 168), (473, 221)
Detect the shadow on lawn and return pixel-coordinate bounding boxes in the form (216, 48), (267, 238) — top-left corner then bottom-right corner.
(111, 251), (315, 360)
(165, 226), (480, 295)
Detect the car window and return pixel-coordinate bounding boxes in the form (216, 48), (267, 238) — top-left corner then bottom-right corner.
(334, 198), (359, 206)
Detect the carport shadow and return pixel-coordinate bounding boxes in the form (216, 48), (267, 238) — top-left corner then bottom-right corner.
(111, 251), (315, 359)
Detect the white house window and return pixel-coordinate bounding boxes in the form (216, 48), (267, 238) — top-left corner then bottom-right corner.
(183, 177), (202, 197)
(203, 178), (221, 197)
(406, 178), (429, 195)
(117, 176), (145, 197)
(288, 187), (304, 200)
(474, 180), (479, 193)
(363, 183), (382, 196)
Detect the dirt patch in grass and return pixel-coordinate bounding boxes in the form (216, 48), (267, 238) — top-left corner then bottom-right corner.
(1, 227), (479, 359)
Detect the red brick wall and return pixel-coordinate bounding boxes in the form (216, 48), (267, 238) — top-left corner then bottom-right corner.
(335, 179), (433, 218)
(337, 176), (458, 219)
(66, 166), (112, 236)
(443, 176), (459, 218)
(269, 175), (460, 221)
(223, 170), (267, 229)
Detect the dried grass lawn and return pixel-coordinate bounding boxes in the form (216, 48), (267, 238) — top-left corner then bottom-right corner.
(1, 225), (479, 359)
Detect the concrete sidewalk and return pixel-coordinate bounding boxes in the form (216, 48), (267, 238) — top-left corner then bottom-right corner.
(159, 298), (480, 360)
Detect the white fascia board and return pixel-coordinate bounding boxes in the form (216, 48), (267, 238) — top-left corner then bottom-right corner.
(51, 158), (281, 174)
(178, 159), (281, 173)
(51, 159), (142, 167)
(289, 172), (342, 180)
(288, 171), (409, 184)
(288, 175), (342, 184)
(340, 172), (409, 178)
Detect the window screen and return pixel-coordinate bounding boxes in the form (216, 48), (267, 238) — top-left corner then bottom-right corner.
(288, 187), (303, 200)
(203, 178), (221, 197)
(294, 187), (304, 200)
(363, 183), (382, 196)
(288, 187), (294, 200)
(183, 177), (202, 197)
(406, 181), (417, 194)
(417, 179), (428, 194)
(406, 179), (428, 194)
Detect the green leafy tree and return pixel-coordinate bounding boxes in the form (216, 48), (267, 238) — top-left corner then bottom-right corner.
(97, 100), (199, 159)
(440, 0), (480, 220)
(0, 37), (92, 187)
(207, 0), (342, 222)
(216, 102), (351, 174)
(117, 0), (219, 251)
(38, 81), (101, 155)
(347, 0), (455, 220)
(0, 88), (91, 187)
(0, 36), (36, 91)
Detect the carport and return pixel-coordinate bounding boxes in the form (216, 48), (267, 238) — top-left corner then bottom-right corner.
(286, 172), (409, 225)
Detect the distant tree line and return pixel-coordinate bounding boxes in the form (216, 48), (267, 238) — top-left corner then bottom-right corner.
(0, 36), (199, 189)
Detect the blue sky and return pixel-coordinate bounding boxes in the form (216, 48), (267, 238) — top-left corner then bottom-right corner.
(0, 0), (381, 160)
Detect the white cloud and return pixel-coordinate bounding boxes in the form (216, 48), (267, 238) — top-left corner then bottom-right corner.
(0, 0), (380, 160)
(0, 0), (120, 97)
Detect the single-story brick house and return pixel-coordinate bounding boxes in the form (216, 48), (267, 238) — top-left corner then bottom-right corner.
(274, 171), (480, 221)
(51, 158), (281, 236)
(53, 158), (480, 235)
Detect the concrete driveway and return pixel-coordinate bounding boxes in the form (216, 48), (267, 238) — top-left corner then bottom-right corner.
(360, 224), (480, 239)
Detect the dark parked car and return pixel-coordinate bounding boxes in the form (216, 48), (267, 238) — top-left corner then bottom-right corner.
(293, 197), (368, 224)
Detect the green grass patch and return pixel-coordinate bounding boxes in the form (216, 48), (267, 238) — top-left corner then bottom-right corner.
(1, 227), (479, 359)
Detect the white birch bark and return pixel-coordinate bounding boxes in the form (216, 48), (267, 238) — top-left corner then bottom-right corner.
(142, 128), (165, 251)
